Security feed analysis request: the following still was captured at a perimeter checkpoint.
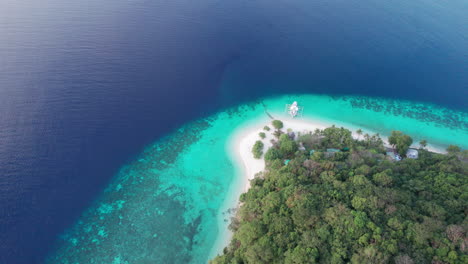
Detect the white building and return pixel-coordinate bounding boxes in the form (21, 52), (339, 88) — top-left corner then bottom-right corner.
(406, 148), (419, 159)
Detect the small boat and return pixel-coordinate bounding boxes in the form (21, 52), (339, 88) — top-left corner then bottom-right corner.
(289, 101), (299, 117)
(285, 101), (303, 118)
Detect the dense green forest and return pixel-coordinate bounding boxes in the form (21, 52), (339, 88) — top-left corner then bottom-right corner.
(212, 125), (467, 264)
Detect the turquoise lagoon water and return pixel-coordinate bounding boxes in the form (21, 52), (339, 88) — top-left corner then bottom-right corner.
(48, 94), (467, 263)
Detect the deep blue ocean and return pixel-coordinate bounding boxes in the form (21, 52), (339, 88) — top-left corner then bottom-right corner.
(0, 0), (467, 263)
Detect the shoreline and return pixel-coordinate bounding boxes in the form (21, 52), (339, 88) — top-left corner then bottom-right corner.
(209, 114), (447, 260)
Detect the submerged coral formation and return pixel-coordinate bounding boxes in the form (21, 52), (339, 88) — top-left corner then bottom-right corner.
(48, 94), (467, 263)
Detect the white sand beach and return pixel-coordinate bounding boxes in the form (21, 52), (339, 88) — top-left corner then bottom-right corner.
(234, 118), (333, 192)
(234, 117), (445, 193)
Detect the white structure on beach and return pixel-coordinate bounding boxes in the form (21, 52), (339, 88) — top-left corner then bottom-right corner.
(285, 101), (304, 118)
(386, 148), (418, 161)
(386, 151), (402, 161)
(406, 148), (419, 159)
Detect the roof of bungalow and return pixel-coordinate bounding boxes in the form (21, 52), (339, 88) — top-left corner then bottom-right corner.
(386, 151), (402, 161)
(386, 151), (396, 159)
(326, 148), (341, 153)
(287, 132), (296, 140)
(406, 148), (419, 159)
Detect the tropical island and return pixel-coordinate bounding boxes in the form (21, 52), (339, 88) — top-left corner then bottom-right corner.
(47, 95), (468, 263)
(212, 120), (467, 264)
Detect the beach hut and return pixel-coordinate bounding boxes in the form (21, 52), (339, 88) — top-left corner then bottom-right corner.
(406, 149), (419, 159)
(386, 152), (397, 161)
(325, 148), (340, 158)
(385, 147), (402, 161)
(326, 148), (341, 153)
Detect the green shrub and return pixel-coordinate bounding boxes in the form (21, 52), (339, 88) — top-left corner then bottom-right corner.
(272, 120), (284, 130)
(278, 134), (297, 157)
(259, 132), (266, 139)
(298, 133), (321, 149)
(264, 147), (281, 161)
(446, 145), (461, 154)
(263, 126), (271, 131)
(273, 130), (283, 139)
(252, 140), (264, 159)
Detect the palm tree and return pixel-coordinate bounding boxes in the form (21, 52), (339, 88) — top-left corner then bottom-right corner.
(356, 129), (363, 140)
(419, 139), (427, 149)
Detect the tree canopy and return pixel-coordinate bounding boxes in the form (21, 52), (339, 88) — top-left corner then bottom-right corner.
(388, 131), (413, 156)
(419, 139), (428, 149)
(447, 145), (461, 154)
(272, 120), (284, 130)
(211, 127), (467, 264)
(252, 140), (264, 159)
